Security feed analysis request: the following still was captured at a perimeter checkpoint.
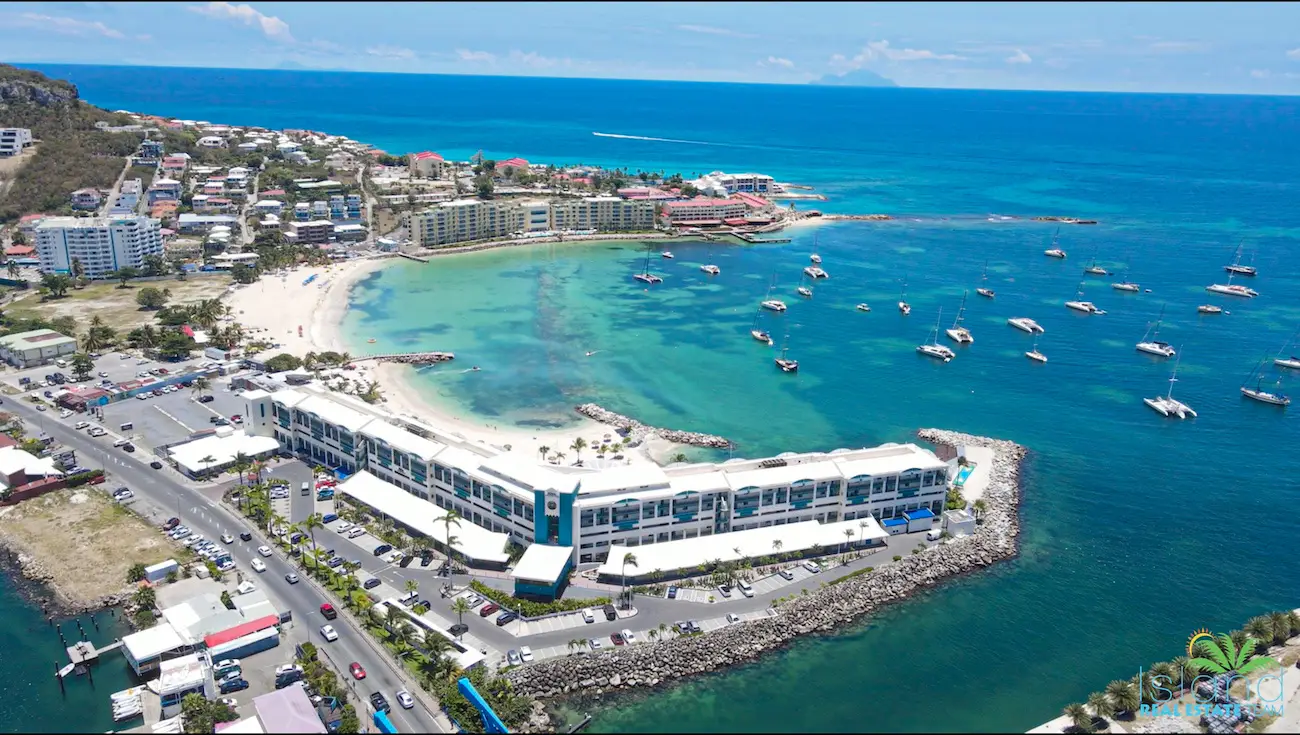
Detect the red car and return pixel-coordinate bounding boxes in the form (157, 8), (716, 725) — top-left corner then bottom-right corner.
(349, 662), (366, 680)
(319, 603), (337, 620)
(611, 632), (625, 646)
(479, 603), (500, 617)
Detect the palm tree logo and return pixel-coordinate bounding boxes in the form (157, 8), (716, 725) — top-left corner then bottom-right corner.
(1187, 630), (1277, 675)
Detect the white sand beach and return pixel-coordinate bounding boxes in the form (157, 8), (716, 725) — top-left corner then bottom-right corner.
(223, 257), (664, 468)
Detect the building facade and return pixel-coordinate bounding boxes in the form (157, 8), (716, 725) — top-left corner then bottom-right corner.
(551, 197), (655, 231)
(0, 329), (77, 368)
(0, 128), (33, 157)
(34, 216), (164, 278)
(659, 198), (749, 226)
(243, 386), (951, 565)
(285, 220), (334, 245)
(408, 199), (524, 247)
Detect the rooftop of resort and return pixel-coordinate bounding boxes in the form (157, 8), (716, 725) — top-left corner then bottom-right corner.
(167, 429), (280, 475)
(510, 544), (574, 585)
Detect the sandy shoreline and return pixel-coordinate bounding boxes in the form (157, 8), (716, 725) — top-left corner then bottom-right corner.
(225, 256), (664, 467)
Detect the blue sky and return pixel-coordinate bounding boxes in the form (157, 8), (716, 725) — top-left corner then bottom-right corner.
(3, 1), (1300, 94)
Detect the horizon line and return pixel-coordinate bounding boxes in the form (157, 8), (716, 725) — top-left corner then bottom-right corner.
(10, 60), (1299, 99)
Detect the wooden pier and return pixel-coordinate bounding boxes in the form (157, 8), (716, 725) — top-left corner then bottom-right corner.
(397, 252), (429, 263)
(64, 638), (124, 670)
(735, 233), (792, 244)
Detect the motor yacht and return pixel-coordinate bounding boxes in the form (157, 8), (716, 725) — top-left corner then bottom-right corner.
(699, 264), (720, 275)
(1008, 317), (1045, 334)
(761, 299), (787, 312)
(856, 303), (871, 312)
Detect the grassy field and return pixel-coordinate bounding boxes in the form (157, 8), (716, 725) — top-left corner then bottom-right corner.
(0, 488), (176, 605)
(6, 275), (233, 332)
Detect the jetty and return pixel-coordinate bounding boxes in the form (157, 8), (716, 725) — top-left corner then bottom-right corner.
(397, 252), (430, 263)
(575, 404), (732, 449)
(64, 638), (124, 670)
(354, 351), (455, 366)
(735, 233), (792, 244)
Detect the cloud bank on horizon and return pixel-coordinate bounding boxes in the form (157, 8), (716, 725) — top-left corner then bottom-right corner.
(2, 1), (1299, 94)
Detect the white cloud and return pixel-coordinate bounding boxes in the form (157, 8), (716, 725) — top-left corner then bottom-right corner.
(456, 48), (496, 63)
(1288, 48), (1300, 60)
(1250, 69), (1270, 79)
(762, 56), (794, 68)
(1006, 49), (1032, 64)
(366, 45), (416, 61)
(1147, 40), (1210, 53)
(508, 50), (561, 68)
(831, 40), (965, 70)
(188, 2), (294, 43)
(676, 24), (757, 39)
(17, 12), (126, 39)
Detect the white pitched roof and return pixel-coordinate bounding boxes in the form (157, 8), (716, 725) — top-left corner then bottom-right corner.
(510, 544), (572, 584)
(724, 459), (842, 490)
(0, 446), (62, 478)
(576, 464), (669, 496)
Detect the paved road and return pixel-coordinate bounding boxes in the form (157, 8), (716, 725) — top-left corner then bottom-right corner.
(5, 398), (450, 733)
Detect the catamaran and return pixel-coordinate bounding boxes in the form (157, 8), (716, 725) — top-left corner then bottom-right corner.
(1224, 241), (1257, 277)
(1135, 305), (1175, 358)
(1043, 228), (1067, 258)
(1206, 272), (1258, 298)
(945, 290), (974, 344)
(803, 266), (828, 279)
(1240, 361), (1290, 406)
(917, 308), (956, 362)
(699, 244), (720, 275)
(774, 318), (798, 373)
(1008, 317), (1045, 334)
(976, 260), (995, 298)
(1065, 280), (1106, 314)
(1145, 352), (1196, 418)
(633, 247), (663, 284)
(1025, 334), (1047, 363)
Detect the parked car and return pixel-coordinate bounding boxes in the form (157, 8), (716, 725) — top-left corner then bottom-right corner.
(326, 557), (344, 568)
(213, 659), (241, 676)
(363, 578), (381, 590)
(581, 609), (595, 624)
(373, 544), (392, 556)
(335, 522), (353, 533)
(726, 613), (742, 624)
(163, 517), (180, 531)
(621, 628), (637, 644)
(777, 568), (795, 581)
(322, 513), (338, 523)
(588, 638), (603, 650)
(603, 604), (617, 621)
(736, 579), (754, 597)
(74, 421), (90, 430)
(717, 584), (732, 598)
(519, 646), (534, 662)
(150, 460), (164, 470)
(610, 632), (625, 646)
(495, 611), (518, 626)
(666, 586), (678, 599)
(507, 649), (522, 666)
(448, 623), (469, 638)
(347, 527), (366, 539)
(479, 603), (500, 617)
(198, 395), (215, 403)
(802, 561), (822, 574)
(218, 678), (249, 694)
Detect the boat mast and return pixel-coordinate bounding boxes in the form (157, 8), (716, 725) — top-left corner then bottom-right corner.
(1152, 303), (1166, 340)
(932, 307), (943, 345)
(779, 314), (791, 359)
(953, 291), (967, 327)
(1167, 351), (1182, 400)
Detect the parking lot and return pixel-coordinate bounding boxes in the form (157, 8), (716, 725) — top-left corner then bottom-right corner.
(660, 563), (820, 605)
(100, 381), (248, 450)
(4, 351), (211, 394)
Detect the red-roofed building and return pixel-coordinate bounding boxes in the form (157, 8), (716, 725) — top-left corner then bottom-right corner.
(17, 213), (48, 234)
(497, 157), (530, 174)
(203, 615), (279, 649)
(660, 197), (748, 226)
(409, 151), (447, 178)
(4, 245), (34, 257)
(259, 189), (286, 197)
(732, 191), (773, 210)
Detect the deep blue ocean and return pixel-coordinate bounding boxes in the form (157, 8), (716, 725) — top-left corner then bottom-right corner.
(20, 64), (1300, 733)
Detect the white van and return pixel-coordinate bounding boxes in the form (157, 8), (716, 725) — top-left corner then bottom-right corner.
(736, 579), (754, 597)
(926, 528), (944, 542)
(301, 481), (311, 495)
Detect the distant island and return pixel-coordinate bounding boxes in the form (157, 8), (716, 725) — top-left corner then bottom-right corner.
(811, 69), (899, 88)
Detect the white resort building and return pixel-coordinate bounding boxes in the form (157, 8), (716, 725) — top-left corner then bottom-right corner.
(34, 215), (164, 279)
(407, 197), (656, 247)
(238, 386), (951, 578)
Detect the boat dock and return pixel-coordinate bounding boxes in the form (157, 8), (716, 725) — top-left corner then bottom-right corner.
(62, 638), (124, 671)
(735, 233), (792, 244)
(397, 252), (430, 263)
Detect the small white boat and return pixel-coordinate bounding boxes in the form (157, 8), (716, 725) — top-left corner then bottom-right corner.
(918, 308), (956, 362)
(1112, 282), (1140, 292)
(797, 286), (813, 298)
(1065, 281), (1105, 314)
(898, 301), (911, 315)
(1241, 385), (1290, 406)
(1084, 264), (1109, 276)
(750, 329), (773, 345)
(1025, 334), (1047, 363)
(810, 254), (822, 264)
(803, 266), (828, 279)
(1275, 357), (1300, 370)
(699, 264), (720, 275)
(1044, 248), (1067, 259)
(976, 262), (995, 299)
(1197, 304), (1223, 314)
(661, 251), (674, 259)
(1008, 317), (1045, 334)
(945, 291), (974, 344)
(856, 303), (871, 312)
(761, 299), (787, 312)
(775, 357), (799, 373)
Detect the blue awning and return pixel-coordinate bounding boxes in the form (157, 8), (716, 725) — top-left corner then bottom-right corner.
(904, 508), (935, 519)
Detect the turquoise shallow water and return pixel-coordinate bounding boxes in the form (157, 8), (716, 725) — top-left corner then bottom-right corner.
(25, 64), (1300, 732)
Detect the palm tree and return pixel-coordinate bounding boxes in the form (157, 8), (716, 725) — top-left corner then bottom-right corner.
(199, 454), (218, 478)
(619, 552), (638, 610)
(450, 598), (472, 629)
(1189, 632), (1275, 677)
(553, 451), (565, 465)
(6, 261), (19, 279)
(301, 512), (325, 554)
(1086, 690), (1113, 724)
(1268, 610), (1293, 646)
(70, 258), (85, 283)
(538, 445), (550, 462)
(646, 629), (659, 641)
(972, 499), (987, 520)
(268, 511), (287, 536)
(191, 376), (211, 399)
(1062, 702), (1091, 733)
(1104, 679), (1140, 719)
(842, 528), (855, 554)
(1244, 616), (1274, 654)
(1147, 661), (1177, 693)
(771, 539), (784, 559)
(566, 638), (584, 655)
(404, 579), (419, 597)
(231, 452), (251, 486)
(438, 510), (462, 575)
(657, 622), (668, 640)
(382, 604), (407, 639)
(570, 438), (586, 463)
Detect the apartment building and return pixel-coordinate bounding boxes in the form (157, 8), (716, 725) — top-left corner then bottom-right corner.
(659, 197), (749, 226)
(243, 386), (951, 566)
(691, 171), (775, 196)
(34, 216), (164, 278)
(0, 128), (33, 157)
(551, 197), (655, 231)
(408, 199), (524, 246)
(283, 220), (334, 245)
(409, 151), (447, 179)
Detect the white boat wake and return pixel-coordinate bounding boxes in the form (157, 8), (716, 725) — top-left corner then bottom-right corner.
(593, 132), (714, 146)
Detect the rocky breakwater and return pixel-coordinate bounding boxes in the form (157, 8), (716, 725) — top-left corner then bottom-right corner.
(373, 352), (455, 366)
(824, 213), (893, 221)
(573, 404), (732, 449)
(505, 428), (1027, 699)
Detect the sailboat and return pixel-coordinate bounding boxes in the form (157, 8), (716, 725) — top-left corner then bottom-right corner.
(1240, 360), (1290, 406)
(632, 247), (663, 284)
(751, 277), (777, 344)
(699, 244), (720, 275)
(945, 291), (974, 344)
(1135, 305), (1175, 357)
(917, 308), (956, 362)
(1083, 245), (1110, 276)
(976, 260), (995, 298)
(1025, 334), (1047, 363)
(796, 272), (813, 298)
(1273, 329), (1300, 370)
(810, 233), (822, 264)
(1065, 280), (1106, 314)
(1009, 317), (1045, 334)
(1224, 241), (1257, 277)
(1145, 352), (1196, 418)
(1206, 272), (1258, 298)
(774, 317), (798, 373)
(1043, 228), (1067, 258)
(898, 278), (911, 315)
